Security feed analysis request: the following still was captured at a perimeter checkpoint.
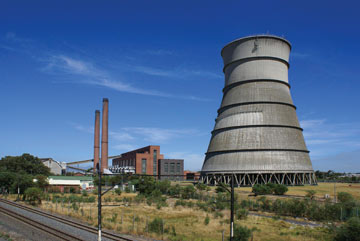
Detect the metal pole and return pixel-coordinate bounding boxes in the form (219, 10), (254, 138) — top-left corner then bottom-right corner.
(98, 167), (102, 241)
(230, 174), (234, 241)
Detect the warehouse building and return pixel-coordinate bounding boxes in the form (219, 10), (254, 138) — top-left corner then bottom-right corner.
(158, 159), (184, 181)
(111, 145), (164, 175)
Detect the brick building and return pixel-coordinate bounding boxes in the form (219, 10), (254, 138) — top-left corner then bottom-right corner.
(158, 159), (184, 181)
(111, 146), (164, 175)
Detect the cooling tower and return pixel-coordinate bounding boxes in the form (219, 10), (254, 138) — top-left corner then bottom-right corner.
(201, 35), (316, 186)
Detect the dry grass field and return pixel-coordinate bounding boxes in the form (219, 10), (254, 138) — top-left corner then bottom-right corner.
(234, 182), (360, 201)
(20, 191), (333, 241)
(7, 182), (357, 240)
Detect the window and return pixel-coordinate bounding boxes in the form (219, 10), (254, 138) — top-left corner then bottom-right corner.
(164, 163), (168, 173)
(176, 163), (181, 173)
(142, 159), (147, 174)
(153, 150), (157, 175)
(170, 163), (175, 174)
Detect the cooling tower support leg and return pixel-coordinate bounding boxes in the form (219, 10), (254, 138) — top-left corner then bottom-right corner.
(201, 172), (317, 186)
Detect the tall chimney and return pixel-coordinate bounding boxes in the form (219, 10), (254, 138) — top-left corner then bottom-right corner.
(101, 98), (109, 172)
(93, 110), (100, 173)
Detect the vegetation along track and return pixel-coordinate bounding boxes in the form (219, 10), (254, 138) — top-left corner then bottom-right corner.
(0, 198), (134, 241)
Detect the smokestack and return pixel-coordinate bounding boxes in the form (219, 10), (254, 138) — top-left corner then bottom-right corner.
(101, 98), (109, 172)
(93, 110), (100, 173)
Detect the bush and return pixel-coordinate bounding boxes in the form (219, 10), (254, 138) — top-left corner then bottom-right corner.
(115, 188), (122, 195)
(236, 208), (249, 220)
(252, 184), (271, 195)
(148, 217), (164, 234)
(335, 217), (360, 241)
(82, 190), (88, 197)
(337, 192), (354, 203)
(24, 187), (43, 205)
(273, 184), (288, 195)
(215, 185), (227, 193)
(204, 215), (210, 225)
(305, 190), (316, 199)
(125, 186), (131, 193)
(196, 183), (208, 191)
(231, 224), (252, 241)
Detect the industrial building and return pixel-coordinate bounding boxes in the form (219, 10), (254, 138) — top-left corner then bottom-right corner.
(110, 146), (186, 180)
(111, 146), (164, 175)
(47, 176), (94, 192)
(201, 35), (316, 186)
(40, 158), (66, 175)
(158, 159), (184, 181)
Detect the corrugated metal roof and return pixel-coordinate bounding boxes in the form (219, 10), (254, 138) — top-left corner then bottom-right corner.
(49, 176), (93, 181)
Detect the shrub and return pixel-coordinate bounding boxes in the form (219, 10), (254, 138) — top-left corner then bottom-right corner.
(82, 190), (88, 197)
(236, 208), (249, 220)
(231, 224), (252, 241)
(273, 184), (288, 195)
(181, 185), (196, 199)
(305, 190), (316, 199)
(204, 215), (210, 225)
(24, 187), (43, 205)
(125, 186), (131, 193)
(252, 184), (271, 195)
(196, 183), (208, 191)
(115, 188), (122, 195)
(148, 217), (164, 234)
(335, 217), (360, 241)
(337, 192), (354, 203)
(215, 185), (227, 193)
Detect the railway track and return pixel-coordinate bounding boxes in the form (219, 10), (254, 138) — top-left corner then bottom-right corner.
(0, 198), (135, 241)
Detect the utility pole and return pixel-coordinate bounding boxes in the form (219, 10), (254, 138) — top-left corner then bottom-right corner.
(218, 174), (235, 241)
(97, 164), (102, 241)
(230, 174), (234, 241)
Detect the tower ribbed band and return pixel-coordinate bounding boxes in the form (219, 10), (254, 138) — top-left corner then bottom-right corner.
(201, 35), (316, 186)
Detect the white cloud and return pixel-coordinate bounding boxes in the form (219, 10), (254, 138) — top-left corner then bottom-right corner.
(132, 65), (222, 79)
(301, 119), (360, 160)
(68, 122), (93, 134)
(122, 127), (199, 143)
(43, 55), (210, 101)
(109, 131), (135, 141)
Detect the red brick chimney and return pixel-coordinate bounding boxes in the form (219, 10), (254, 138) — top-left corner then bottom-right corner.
(101, 98), (109, 172)
(93, 110), (100, 173)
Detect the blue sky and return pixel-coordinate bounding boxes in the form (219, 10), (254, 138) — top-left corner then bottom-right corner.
(0, 0), (359, 172)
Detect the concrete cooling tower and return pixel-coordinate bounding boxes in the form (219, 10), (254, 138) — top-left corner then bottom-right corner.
(201, 35), (316, 186)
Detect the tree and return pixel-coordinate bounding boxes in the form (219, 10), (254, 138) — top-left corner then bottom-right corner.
(335, 217), (360, 241)
(0, 154), (51, 176)
(35, 175), (49, 190)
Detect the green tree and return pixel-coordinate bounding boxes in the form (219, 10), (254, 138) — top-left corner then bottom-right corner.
(35, 175), (49, 190)
(0, 154), (51, 176)
(0, 172), (16, 192)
